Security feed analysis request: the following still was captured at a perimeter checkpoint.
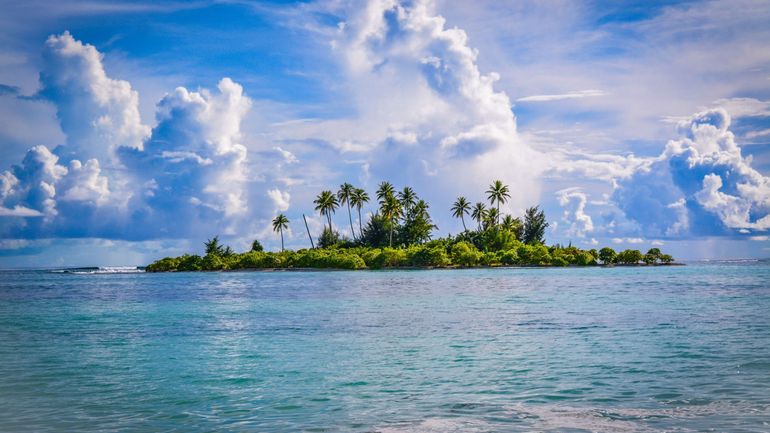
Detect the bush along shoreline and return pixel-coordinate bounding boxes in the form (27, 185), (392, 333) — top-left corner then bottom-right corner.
(147, 180), (677, 272)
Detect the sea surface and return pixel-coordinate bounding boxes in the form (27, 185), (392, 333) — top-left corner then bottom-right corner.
(1, 262), (769, 432)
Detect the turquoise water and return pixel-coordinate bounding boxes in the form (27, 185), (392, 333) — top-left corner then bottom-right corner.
(1, 263), (769, 432)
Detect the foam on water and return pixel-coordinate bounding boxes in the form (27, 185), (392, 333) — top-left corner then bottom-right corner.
(50, 266), (144, 274)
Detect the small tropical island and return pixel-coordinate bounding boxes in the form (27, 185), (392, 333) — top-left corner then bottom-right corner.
(147, 180), (676, 272)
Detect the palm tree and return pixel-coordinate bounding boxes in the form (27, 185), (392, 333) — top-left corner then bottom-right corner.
(485, 208), (500, 230)
(451, 196), (470, 231)
(313, 190), (338, 234)
(272, 214), (289, 251)
(204, 236), (224, 256)
(337, 183), (356, 240)
(350, 188), (370, 238)
(500, 214), (519, 232)
(471, 202), (487, 231)
(376, 181), (395, 205)
(486, 180), (511, 225)
(398, 186), (417, 220)
(413, 199), (429, 218)
(381, 193), (403, 247)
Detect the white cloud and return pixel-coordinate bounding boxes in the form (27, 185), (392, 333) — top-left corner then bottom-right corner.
(58, 159), (110, 205)
(267, 188), (291, 213)
(41, 31), (150, 164)
(745, 128), (770, 139)
(556, 187), (593, 237)
(516, 89), (607, 102)
(611, 108), (770, 235)
(329, 0), (543, 210)
(0, 206), (43, 217)
(274, 146), (298, 164)
(0, 33), (254, 241)
(612, 237), (645, 244)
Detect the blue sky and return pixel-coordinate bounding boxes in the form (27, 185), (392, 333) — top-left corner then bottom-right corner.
(1, 0), (769, 266)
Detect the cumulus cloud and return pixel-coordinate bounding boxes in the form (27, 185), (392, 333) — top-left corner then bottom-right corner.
(2, 145), (67, 221)
(333, 0), (542, 209)
(40, 31), (150, 164)
(267, 188), (291, 213)
(612, 108), (770, 236)
(0, 32), (253, 241)
(121, 78), (251, 221)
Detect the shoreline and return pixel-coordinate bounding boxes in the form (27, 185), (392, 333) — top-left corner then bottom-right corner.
(147, 262), (686, 273)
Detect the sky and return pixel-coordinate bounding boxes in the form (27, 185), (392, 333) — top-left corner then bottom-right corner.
(0, 0), (769, 267)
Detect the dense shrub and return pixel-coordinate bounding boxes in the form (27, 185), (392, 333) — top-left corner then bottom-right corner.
(409, 245), (450, 267)
(551, 256), (569, 267)
(291, 249), (365, 269)
(575, 252), (597, 266)
(451, 241), (482, 267)
(517, 244), (551, 265)
(500, 249), (519, 265)
(380, 248), (408, 267)
(146, 236), (672, 271)
(146, 257), (179, 272)
(176, 254), (203, 271)
(202, 254), (226, 270)
(238, 251), (267, 268)
(480, 251), (501, 266)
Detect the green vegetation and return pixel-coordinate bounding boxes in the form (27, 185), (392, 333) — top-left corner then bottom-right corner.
(147, 180), (678, 272)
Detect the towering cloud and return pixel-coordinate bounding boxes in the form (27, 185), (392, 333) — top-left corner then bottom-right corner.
(120, 78), (251, 236)
(40, 31), (150, 164)
(335, 0), (542, 210)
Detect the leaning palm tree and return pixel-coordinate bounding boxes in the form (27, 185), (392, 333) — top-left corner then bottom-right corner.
(486, 180), (511, 225)
(376, 181), (395, 205)
(398, 186), (417, 220)
(272, 214), (289, 251)
(313, 190), (338, 234)
(471, 202), (487, 231)
(337, 183), (356, 240)
(451, 196), (470, 232)
(381, 193), (403, 247)
(350, 187), (370, 238)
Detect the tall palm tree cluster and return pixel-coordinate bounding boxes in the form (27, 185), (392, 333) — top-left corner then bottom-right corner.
(451, 180), (548, 244)
(269, 179), (546, 249)
(452, 180), (514, 232)
(298, 181), (436, 248)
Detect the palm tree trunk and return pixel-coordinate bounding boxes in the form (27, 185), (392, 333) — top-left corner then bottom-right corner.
(303, 214), (314, 249)
(358, 208), (363, 238)
(461, 215), (467, 232)
(280, 228), (284, 252)
(347, 204), (355, 240)
(497, 203), (500, 225)
(389, 218), (393, 247)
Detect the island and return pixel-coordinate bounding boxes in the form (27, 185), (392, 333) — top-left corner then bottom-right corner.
(147, 180), (676, 272)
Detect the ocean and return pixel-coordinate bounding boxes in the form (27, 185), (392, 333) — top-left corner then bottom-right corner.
(1, 262), (769, 432)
